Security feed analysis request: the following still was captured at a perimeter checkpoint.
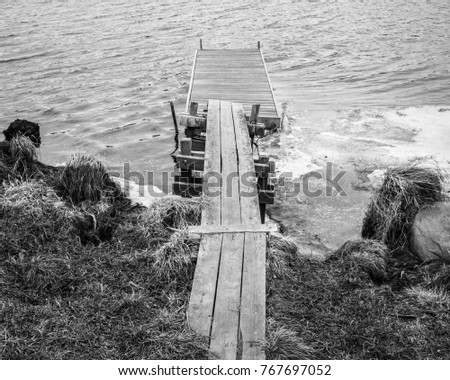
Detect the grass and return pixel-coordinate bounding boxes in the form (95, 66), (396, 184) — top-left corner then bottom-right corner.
(267, 238), (450, 359)
(1, 179), (209, 359)
(59, 154), (120, 204)
(2, 136), (450, 359)
(1, 139), (208, 359)
(361, 162), (444, 256)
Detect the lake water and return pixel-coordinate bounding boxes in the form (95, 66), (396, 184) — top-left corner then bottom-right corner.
(1, 0), (449, 188)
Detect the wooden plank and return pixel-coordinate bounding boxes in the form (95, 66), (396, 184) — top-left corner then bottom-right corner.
(185, 50), (198, 113)
(209, 233), (244, 359)
(192, 98), (275, 105)
(240, 232), (266, 359)
(188, 234), (223, 336)
(219, 101), (241, 225)
(189, 224), (270, 234)
(192, 92), (273, 98)
(202, 99), (221, 225)
(233, 102), (267, 359)
(193, 104), (278, 118)
(260, 48), (280, 118)
(193, 84), (272, 90)
(232, 103), (261, 223)
(194, 74), (269, 78)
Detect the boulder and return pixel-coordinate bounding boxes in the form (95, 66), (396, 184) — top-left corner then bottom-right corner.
(3, 119), (41, 147)
(367, 169), (387, 190)
(410, 202), (450, 262)
(111, 176), (164, 208)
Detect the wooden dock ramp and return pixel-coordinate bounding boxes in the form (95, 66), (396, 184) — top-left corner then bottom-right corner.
(187, 47), (280, 130)
(187, 100), (268, 360)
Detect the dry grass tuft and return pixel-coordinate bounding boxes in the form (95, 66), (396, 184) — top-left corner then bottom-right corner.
(405, 286), (450, 308)
(151, 229), (196, 283)
(362, 163), (444, 256)
(9, 135), (40, 178)
(267, 234), (299, 279)
(265, 320), (317, 360)
(59, 154), (118, 204)
(331, 239), (388, 283)
(114, 196), (203, 251)
(1, 179), (82, 255)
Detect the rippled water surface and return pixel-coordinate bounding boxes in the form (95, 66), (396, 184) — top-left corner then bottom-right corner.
(1, 0), (449, 186)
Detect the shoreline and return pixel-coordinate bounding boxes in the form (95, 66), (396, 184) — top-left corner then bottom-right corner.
(263, 104), (450, 251)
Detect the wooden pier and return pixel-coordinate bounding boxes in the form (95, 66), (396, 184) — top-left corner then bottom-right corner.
(188, 100), (268, 359)
(172, 44), (279, 360)
(187, 46), (280, 130)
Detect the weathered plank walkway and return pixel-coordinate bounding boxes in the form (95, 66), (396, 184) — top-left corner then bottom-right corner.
(187, 100), (267, 360)
(187, 48), (280, 130)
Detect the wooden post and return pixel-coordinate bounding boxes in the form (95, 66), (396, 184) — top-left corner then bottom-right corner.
(200, 39), (203, 50)
(169, 101), (178, 131)
(250, 104), (260, 123)
(189, 102), (198, 116)
(169, 101), (179, 159)
(269, 160), (275, 173)
(259, 153), (269, 164)
(259, 203), (266, 224)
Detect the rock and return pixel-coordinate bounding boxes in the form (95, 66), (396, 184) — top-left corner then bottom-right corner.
(410, 202), (450, 262)
(3, 119), (41, 147)
(111, 176), (164, 208)
(367, 169), (387, 190)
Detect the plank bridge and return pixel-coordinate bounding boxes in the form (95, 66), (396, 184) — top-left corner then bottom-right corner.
(172, 43), (279, 360)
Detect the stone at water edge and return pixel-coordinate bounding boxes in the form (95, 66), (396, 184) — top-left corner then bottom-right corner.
(367, 169), (387, 190)
(410, 202), (450, 262)
(111, 176), (164, 207)
(3, 119), (41, 147)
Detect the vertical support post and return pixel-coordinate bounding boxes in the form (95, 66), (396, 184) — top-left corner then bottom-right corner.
(257, 41), (261, 50)
(200, 39), (203, 50)
(250, 104), (261, 123)
(189, 102), (198, 116)
(259, 203), (266, 224)
(170, 101), (178, 130)
(269, 160), (275, 173)
(169, 101), (179, 160)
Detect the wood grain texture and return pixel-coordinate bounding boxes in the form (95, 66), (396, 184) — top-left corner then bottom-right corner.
(209, 232), (244, 359)
(232, 103), (261, 224)
(201, 99), (221, 225)
(240, 232), (266, 359)
(187, 97), (269, 360)
(187, 233), (223, 336)
(189, 224), (271, 234)
(219, 101), (241, 225)
(188, 49), (280, 123)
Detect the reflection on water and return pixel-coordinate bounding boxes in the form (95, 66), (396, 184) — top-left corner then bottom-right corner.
(1, 0), (449, 187)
